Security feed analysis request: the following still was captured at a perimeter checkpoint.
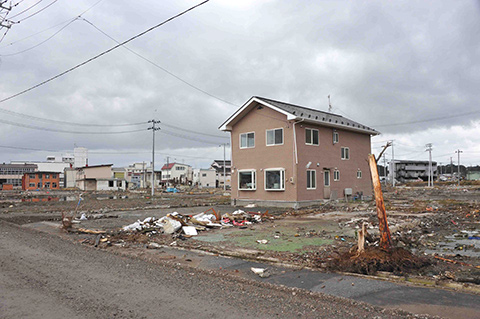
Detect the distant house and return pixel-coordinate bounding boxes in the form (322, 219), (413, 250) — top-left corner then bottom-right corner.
(74, 164), (126, 191)
(210, 160), (231, 188)
(161, 163), (192, 185)
(193, 168), (216, 188)
(219, 96), (379, 208)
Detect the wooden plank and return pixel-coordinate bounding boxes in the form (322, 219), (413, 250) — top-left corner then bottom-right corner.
(368, 154), (393, 249)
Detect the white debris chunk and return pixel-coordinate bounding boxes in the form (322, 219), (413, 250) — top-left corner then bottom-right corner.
(183, 226), (198, 236)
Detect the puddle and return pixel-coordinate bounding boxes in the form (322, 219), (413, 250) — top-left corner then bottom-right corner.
(425, 230), (480, 257)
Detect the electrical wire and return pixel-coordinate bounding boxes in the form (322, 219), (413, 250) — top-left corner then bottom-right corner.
(0, 118), (146, 134)
(7, 0), (43, 19)
(0, 144), (57, 152)
(0, 16), (78, 56)
(10, 0), (58, 23)
(81, 17), (239, 109)
(159, 129), (222, 145)
(0, 0), (104, 48)
(0, 0), (211, 125)
(373, 111), (480, 128)
(161, 122), (228, 139)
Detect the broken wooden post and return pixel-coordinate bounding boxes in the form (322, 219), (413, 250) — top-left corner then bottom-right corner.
(368, 154), (393, 249)
(357, 222), (367, 254)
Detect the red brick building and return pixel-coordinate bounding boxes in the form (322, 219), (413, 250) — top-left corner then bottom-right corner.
(22, 171), (60, 190)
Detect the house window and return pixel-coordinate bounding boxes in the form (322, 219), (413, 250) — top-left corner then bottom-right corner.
(202, 173), (207, 177)
(29, 174), (35, 179)
(341, 147), (350, 160)
(109, 180), (114, 187)
(52, 182), (57, 188)
(265, 169), (285, 191)
(306, 128), (319, 145)
(240, 132), (255, 148)
(37, 182), (41, 188)
(324, 170), (330, 187)
(266, 128), (283, 146)
(45, 182), (50, 188)
(118, 181), (122, 187)
(357, 169), (362, 179)
(45, 174), (50, 179)
(334, 170), (340, 181)
(52, 174), (57, 178)
(239, 170), (256, 190)
(307, 170), (316, 189)
(29, 183), (35, 187)
(333, 131), (339, 144)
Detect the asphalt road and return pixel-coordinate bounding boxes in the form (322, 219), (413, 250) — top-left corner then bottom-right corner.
(0, 220), (431, 319)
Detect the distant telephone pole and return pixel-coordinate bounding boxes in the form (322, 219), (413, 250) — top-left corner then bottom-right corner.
(391, 140), (395, 187)
(425, 143), (433, 187)
(455, 149), (463, 186)
(148, 120), (161, 196)
(220, 143), (230, 191)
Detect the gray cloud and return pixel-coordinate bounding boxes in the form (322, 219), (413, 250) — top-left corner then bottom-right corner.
(0, 0), (479, 167)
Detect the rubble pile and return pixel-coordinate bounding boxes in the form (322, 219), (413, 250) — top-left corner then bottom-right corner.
(120, 209), (271, 238)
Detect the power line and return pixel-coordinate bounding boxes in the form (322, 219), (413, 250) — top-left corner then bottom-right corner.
(0, 16), (78, 56)
(0, 0), (104, 49)
(10, 0), (58, 23)
(159, 129), (222, 145)
(0, 0), (211, 128)
(161, 122), (228, 139)
(81, 17), (238, 109)
(373, 110), (480, 128)
(8, 0), (43, 19)
(0, 144), (57, 152)
(0, 118), (146, 134)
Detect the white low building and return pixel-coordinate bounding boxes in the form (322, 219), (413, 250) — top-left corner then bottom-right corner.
(193, 168), (216, 188)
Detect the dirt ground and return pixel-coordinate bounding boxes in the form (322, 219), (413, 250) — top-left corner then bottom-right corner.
(1, 185), (479, 288)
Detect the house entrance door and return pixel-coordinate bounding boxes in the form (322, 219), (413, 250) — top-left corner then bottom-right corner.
(323, 170), (331, 199)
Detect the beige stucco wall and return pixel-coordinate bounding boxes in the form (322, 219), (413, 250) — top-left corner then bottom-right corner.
(229, 101), (375, 206)
(295, 124), (373, 201)
(231, 104), (296, 203)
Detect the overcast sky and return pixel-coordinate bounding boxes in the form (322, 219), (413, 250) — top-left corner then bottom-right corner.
(0, 0), (479, 168)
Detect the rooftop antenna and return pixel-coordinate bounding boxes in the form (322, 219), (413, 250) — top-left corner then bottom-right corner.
(328, 95), (332, 113)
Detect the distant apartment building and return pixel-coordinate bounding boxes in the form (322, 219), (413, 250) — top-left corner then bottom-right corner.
(0, 163), (38, 189)
(193, 168), (216, 188)
(389, 160), (437, 183)
(22, 171), (60, 191)
(211, 160), (231, 188)
(11, 147), (89, 188)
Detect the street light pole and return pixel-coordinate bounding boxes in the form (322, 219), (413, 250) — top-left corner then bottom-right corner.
(148, 120), (161, 196)
(220, 143), (230, 191)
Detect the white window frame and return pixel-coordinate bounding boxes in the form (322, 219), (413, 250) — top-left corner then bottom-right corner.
(264, 168), (285, 191)
(266, 128), (284, 146)
(238, 169), (256, 190)
(307, 170), (316, 190)
(240, 132), (255, 149)
(333, 131), (339, 144)
(305, 128), (319, 146)
(341, 147), (350, 160)
(357, 169), (362, 179)
(334, 169), (340, 181)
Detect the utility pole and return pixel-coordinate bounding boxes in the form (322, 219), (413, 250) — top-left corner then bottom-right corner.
(425, 143), (433, 187)
(456, 149), (463, 187)
(220, 143), (230, 191)
(142, 161), (146, 188)
(383, 153), (387, 182)
(450, 157), (453, 175)
(391, 140), (395, 187)
(148, 120), (160, 196)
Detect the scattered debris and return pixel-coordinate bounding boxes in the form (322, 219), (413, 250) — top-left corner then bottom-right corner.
(251, 267), (270, 278)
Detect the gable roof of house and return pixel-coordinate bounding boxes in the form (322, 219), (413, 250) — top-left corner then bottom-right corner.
(219, 96), (380, 135)
(161, 162), (191, 170)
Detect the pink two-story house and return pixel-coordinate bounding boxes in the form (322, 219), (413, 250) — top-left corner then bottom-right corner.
(219, 96), (380, 208)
